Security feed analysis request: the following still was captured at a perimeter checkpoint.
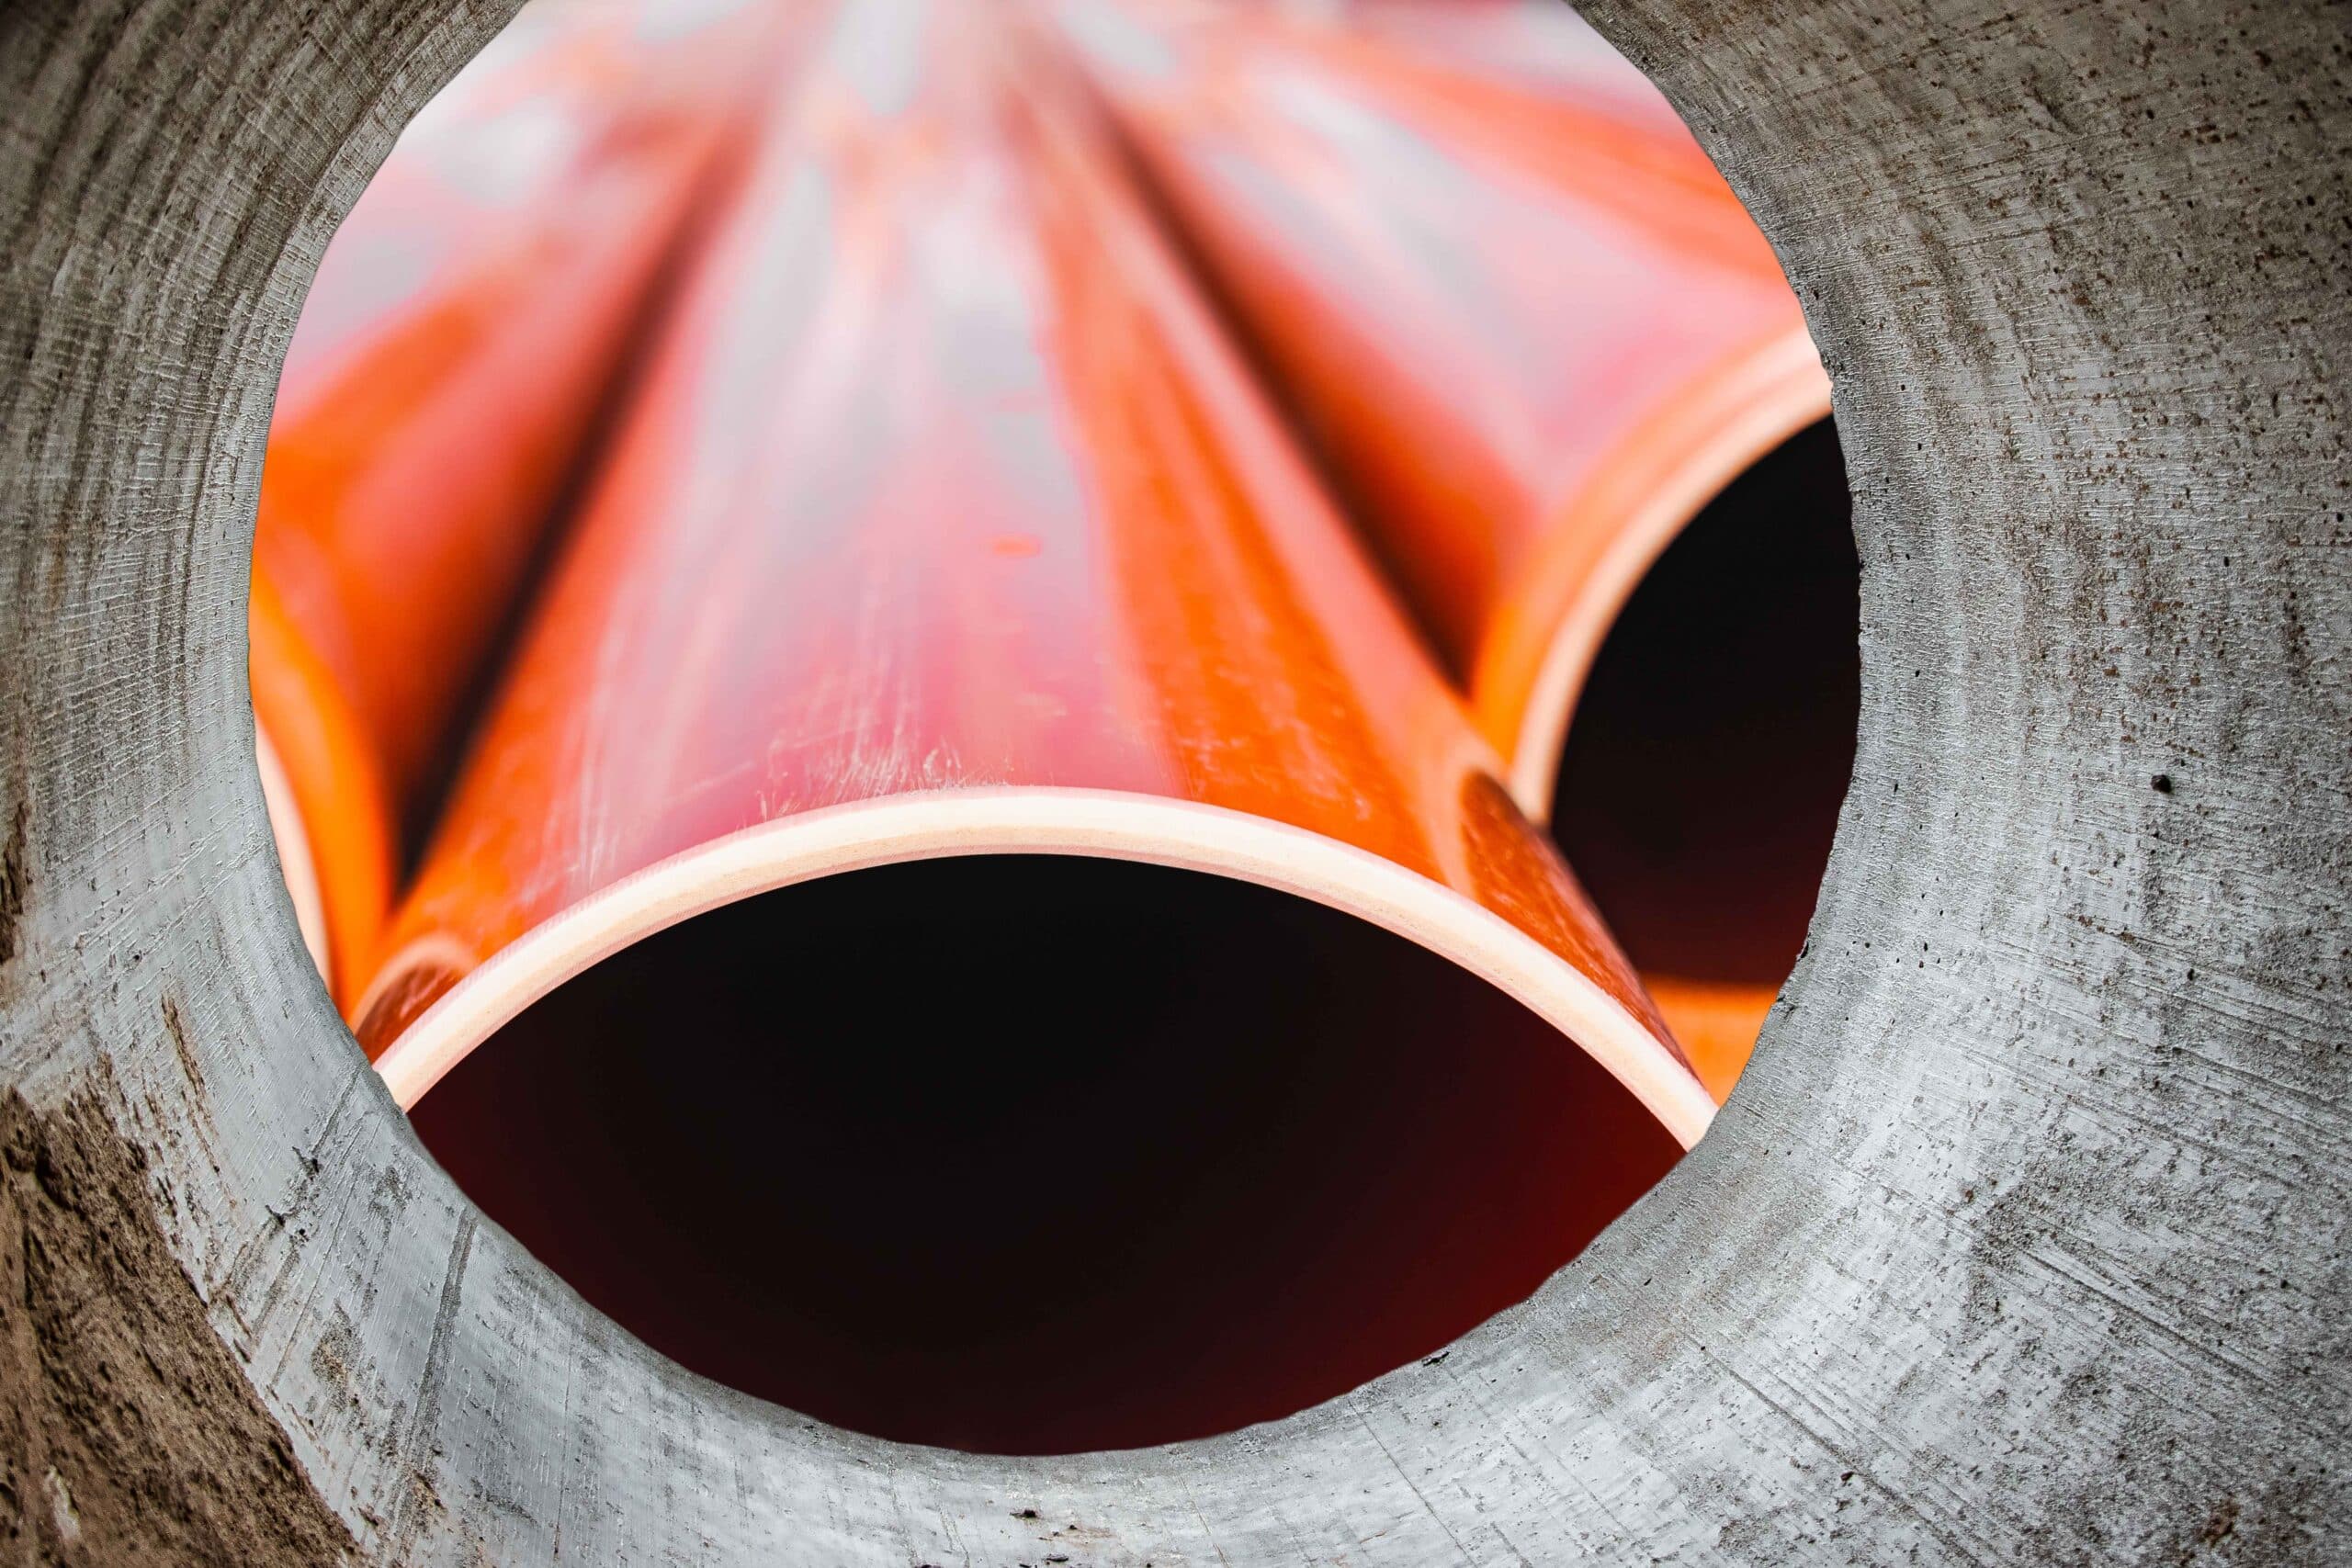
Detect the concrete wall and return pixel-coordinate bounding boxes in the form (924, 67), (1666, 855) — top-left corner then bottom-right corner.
(0, 0), (2344, 1559)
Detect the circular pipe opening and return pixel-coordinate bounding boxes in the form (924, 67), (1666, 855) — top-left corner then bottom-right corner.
(1547, 418), (1859, 1088)
(244, 0), (1826, 1471)
(407, 852), (1679, 1454)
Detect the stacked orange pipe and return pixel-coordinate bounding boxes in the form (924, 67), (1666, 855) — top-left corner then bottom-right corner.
(248, 0), (790, 1002)
(1055, 0), (1840, 1095)
(319, 0), (1720, 1450)
(353, 0), (1713, 1159)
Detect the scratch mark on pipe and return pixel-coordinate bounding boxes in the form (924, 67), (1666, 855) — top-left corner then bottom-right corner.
(1351, 1405), (1475, 1563)
(389, 1208), (477, 1555)
(1182, 1479), (1238, 1568)
(1708, 1348), (1993, 1568)
(216, 1064), (367, 1324)
(2017, 1244), (2277, 1393)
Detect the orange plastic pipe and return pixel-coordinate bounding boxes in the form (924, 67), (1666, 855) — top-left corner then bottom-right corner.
(353, 0), (1714, 1149)
(248, 0), (789, 1002)
(1054, 0), (1831, 814)
(1325, 0), (1702, 133)
(1344, 1), (1853, 1097)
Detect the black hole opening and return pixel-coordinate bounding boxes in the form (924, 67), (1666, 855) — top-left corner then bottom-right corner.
(410, 854), (1680, 1454)
(1549, 419), (1860, 987)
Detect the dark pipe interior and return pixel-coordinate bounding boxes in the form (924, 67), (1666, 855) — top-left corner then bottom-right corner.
(410, 854), (1680, 1454)
(1548, 419), (1860, 984)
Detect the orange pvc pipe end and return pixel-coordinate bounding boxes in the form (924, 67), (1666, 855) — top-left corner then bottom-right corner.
(1056, 0), (1832, 813)
(353, 0), (1713, 1149)
(248, 0), (792, 1003)
(250, 571), (400, 999)
(1058, 0), (1851, 1100)
(1641, 976), (1778, 1103)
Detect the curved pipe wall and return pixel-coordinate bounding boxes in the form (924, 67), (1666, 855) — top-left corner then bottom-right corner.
(410, 853), (1682, 1454)
(1057, 0), (1831, 813)
(353, 1), (1709, 1144)
(246, 0), (787, 999)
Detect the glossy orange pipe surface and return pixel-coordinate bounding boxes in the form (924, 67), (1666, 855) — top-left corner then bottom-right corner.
(248, 0), (789, 1000)
(1056, 0), (1831, 815)
(353, 0), (1713, 1148)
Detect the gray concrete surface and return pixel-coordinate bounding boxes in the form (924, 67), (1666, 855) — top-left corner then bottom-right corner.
(1, 0), (2345, 1560)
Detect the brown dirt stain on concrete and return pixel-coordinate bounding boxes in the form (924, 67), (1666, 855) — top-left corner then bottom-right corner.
(0, 1074), (355, 1564)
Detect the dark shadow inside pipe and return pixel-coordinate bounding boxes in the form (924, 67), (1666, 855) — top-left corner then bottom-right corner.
(1548, 418), (1860, 985)
(409, 854), (1680, 1454)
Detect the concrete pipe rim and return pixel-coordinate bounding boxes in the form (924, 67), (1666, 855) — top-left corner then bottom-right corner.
(1, 0), (2345, 1561)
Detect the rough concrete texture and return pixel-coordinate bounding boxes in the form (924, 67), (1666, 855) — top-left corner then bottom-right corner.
(0, 0), (2346, 1561)
(0, 1077), (360, 1564)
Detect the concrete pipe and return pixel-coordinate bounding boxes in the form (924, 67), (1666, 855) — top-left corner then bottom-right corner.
(0, 0), (2343, 1561)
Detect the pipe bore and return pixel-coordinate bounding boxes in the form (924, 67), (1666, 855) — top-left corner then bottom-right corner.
(1547, 420), (1860, 1093)
(408, 853), (1680, 1454)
